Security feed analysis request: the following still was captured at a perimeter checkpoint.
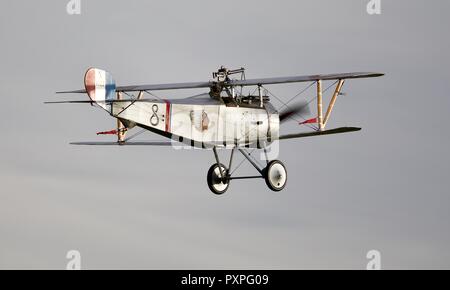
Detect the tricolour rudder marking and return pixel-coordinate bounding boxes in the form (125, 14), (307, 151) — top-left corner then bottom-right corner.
(84, 68), (116, 112)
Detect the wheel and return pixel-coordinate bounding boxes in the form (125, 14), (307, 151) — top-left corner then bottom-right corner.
(207, 163), (230, 195)
(264, 160), (287, 191)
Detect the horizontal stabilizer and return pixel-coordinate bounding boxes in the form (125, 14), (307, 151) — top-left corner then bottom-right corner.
(56, 89), (86, 94)
(44, 99), (157, 104)
(279, 127), (361, 140)
(70, 141), (174, 146)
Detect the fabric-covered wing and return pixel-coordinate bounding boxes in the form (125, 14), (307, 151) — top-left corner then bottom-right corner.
(116, 81), (213, 92)
(227, 72), (384, 87)
(279, 127), (361, 140)
(56, 72), (383, 94)
(45, 99), (165, 104)
(56, 81), (213, 94)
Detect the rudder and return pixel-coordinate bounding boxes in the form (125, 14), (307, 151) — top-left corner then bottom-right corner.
(84, 68), (116, 112)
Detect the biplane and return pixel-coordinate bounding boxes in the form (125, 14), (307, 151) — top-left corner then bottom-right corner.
(46, 67), (383, 194)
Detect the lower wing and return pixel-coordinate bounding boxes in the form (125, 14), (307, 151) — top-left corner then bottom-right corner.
(279, 127), (361, 140)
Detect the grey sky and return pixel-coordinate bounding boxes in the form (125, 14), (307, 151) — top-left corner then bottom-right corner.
(1, 0), (450, 269)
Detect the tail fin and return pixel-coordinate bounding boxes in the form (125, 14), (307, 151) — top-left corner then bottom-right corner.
(85, 68), (128, 142)
(84, 68), (116, 112)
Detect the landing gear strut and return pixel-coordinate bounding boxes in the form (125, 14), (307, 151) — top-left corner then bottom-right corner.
(206, 146), (288, 195)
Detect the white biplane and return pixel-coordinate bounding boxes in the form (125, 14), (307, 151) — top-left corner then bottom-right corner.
(47, 67), (383, 194)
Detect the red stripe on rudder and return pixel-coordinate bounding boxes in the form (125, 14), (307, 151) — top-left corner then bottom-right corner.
(164, 100), (171, 133)
(84, 68), (96, 101)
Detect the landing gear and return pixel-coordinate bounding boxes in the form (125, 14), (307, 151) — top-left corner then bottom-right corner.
(207, 163), (230, 195)
(206, 146), (288, 194)
(264, 160), (287, 192)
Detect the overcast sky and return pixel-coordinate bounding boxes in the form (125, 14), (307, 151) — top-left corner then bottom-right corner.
(1, 0), (450, 269)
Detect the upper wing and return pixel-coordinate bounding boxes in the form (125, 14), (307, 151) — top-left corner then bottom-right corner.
(56, 72), (383, 93)
(56, 81), (213, 94)
(44, 99), (163, 104)
(279, 127), (361, 140)
(116, 81), (213, 92)
(227, 72), (384, 87)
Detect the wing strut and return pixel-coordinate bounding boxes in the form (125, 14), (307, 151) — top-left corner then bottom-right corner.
(310, 79), (345, 131)
(323, 80), (345, 127)
(317, 80), (324, 131)
(117, 92), (126, 142)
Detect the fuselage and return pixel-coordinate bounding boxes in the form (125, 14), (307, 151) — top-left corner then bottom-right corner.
(111, 93), (279, 148)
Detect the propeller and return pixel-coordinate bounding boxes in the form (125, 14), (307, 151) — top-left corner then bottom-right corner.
(279, 101), (311, 124)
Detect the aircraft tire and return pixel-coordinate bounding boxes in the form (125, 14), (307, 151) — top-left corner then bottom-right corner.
(264, 160), (287, 192)
(207, 163), (230, 195)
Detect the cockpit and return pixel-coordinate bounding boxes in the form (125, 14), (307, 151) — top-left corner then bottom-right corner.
(209, 66), (271, 109)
